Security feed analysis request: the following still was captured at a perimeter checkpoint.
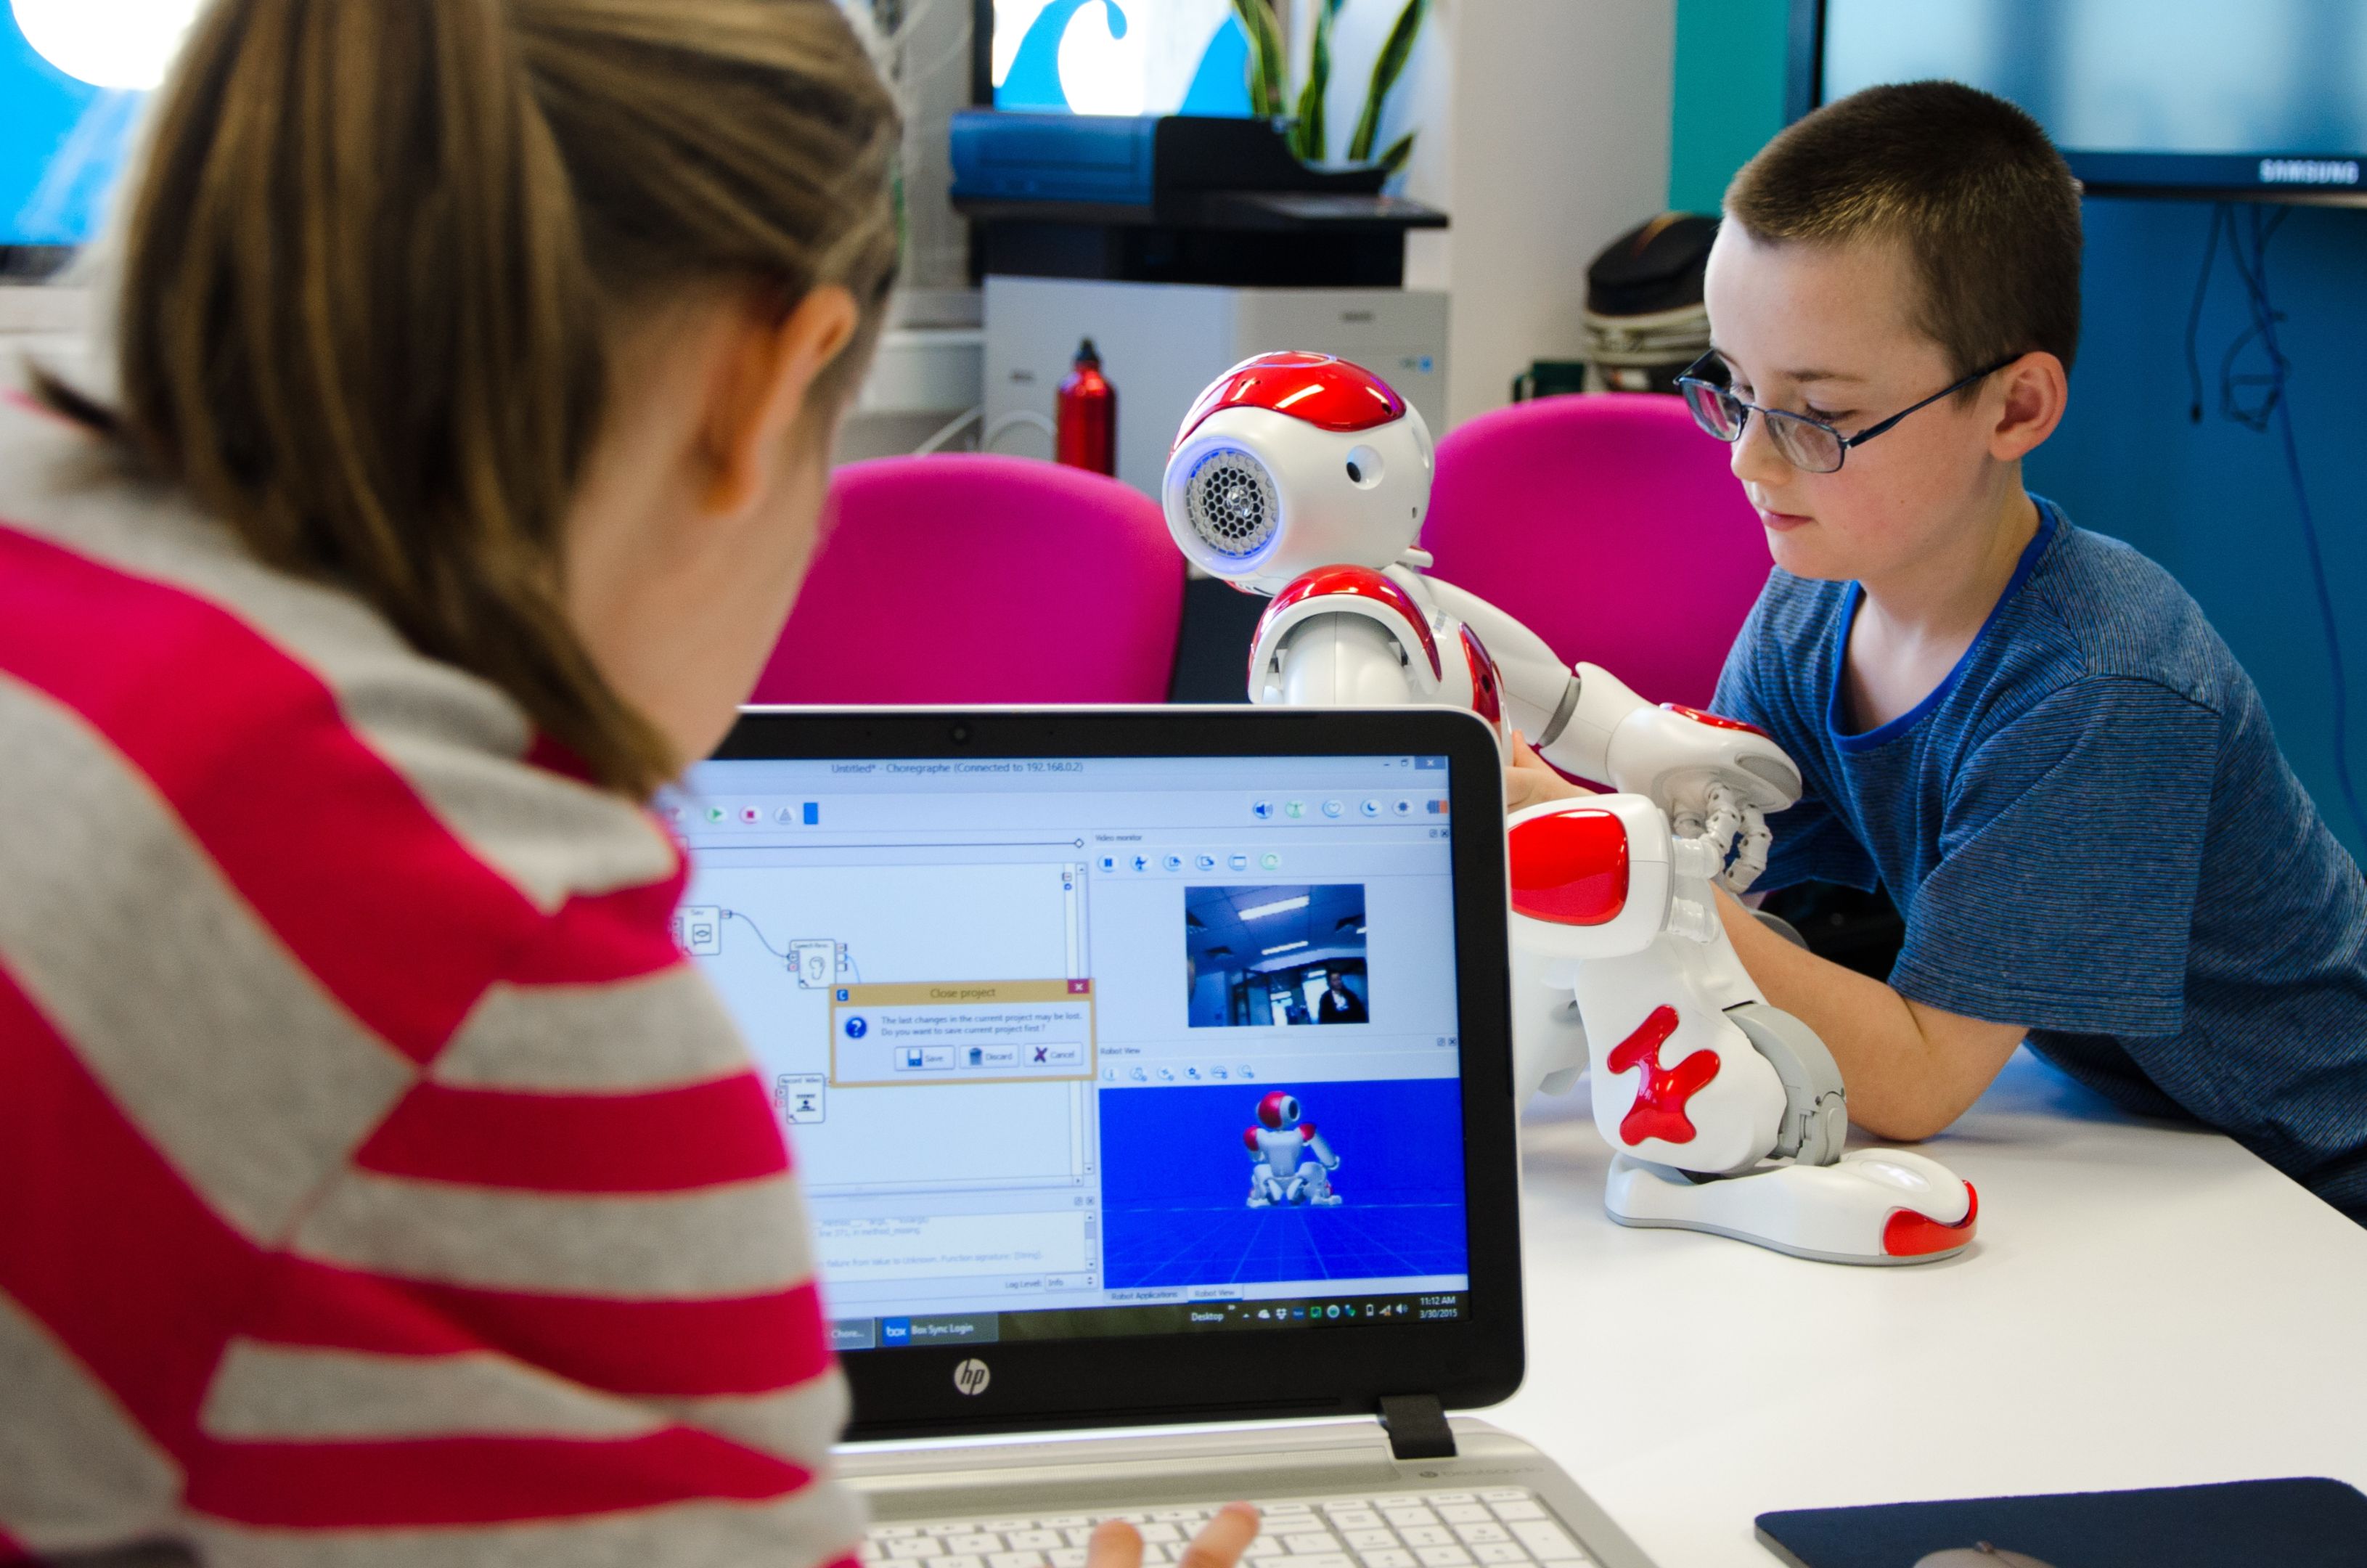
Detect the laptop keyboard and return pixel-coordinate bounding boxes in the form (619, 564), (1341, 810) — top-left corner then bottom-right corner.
(864, 1490), (1591, 1568)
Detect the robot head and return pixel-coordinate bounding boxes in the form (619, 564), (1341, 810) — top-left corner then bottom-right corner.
(1257, 1090), (1302, 1129)
(1164, 352), (1434, 595)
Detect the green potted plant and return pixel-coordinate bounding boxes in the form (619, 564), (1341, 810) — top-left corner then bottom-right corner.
(1232, 0), (1430, 176)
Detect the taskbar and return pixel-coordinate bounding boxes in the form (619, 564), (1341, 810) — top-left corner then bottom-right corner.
(832, 1291), (1465, 1352)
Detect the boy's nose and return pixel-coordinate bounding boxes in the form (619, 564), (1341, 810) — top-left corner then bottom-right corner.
(1728, 412), (1793, 489)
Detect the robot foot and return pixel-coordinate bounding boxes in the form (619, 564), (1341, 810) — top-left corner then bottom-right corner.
(1312, 1194), (1343, 1206)
(1604, 1150), (1976, 1265)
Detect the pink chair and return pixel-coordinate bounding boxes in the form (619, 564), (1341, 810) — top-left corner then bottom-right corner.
(1418, 393), (1771, 711)
(751, 454), (1185, 704)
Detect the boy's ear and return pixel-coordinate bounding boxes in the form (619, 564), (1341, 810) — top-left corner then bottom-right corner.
(1987, 351), (2069, 462)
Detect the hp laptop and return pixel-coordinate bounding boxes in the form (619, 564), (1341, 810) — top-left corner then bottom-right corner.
(668, 706), (1654, 1568)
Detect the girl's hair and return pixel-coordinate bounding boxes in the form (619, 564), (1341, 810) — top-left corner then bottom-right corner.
(40, 0), (901, 796)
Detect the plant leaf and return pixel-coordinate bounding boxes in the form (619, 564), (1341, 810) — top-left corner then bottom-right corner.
(1291, 0), (1335, 161)
(1229, 0), (1288, 120)
(1348, 0), (1428, 164)
(1375, 129), (1415, 176)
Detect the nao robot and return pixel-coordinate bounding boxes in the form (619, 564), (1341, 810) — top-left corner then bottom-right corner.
(1165, 354), (1976, 1265)
(1246, 1090), (1343, 1206)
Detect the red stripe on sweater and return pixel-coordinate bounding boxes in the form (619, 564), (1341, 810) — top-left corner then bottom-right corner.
(246, 1258), (838, 1398)
(1, 969), (840, 1531)
(501, 878), (691, 987)
(0, 967), (255, 1456)
(0, 520), (681, 1061)
(188, 1429), (813, 1528)
(354, 1074), (790, 1193)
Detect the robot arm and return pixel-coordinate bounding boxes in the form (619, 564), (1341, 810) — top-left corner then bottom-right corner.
(1540, 660), (1798, 892)
(1424, 593), (1799, 882)
(1542, 660), (1798, 817)
(1163, 352), (1799, 892)
(1301, 1124), (1339, 1170)
(1410, 574), (1576, 744)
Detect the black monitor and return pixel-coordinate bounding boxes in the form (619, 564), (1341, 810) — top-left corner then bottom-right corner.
(674, 706), (1521, 1440)
(1794, 0), (2367, 204)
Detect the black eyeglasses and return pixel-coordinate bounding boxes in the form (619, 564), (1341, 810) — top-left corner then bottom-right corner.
(1675, 351), (2017, 474)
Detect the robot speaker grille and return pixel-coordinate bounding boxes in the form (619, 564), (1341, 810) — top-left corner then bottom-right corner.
(1185, 447), (1280, 559)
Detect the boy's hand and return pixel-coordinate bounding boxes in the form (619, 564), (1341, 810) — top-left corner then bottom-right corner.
(1504, 731), (1593, 814)
(1088, 1505), (1262, 1568)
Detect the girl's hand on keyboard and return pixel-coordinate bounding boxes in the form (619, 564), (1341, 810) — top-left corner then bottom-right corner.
(1090, 1503), (1262, 1568)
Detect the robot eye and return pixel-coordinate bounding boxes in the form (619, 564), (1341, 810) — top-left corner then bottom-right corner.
(1344, 459), (1364, 483)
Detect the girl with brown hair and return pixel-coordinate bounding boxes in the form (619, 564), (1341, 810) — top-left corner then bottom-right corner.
(0, 2), (1259, 1561)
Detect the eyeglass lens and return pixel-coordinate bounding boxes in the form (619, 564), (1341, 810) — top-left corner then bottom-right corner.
(1765, 412), (1842, 473)
(1682, 379), (1743, 440)
(1682, 380), (1846, 474)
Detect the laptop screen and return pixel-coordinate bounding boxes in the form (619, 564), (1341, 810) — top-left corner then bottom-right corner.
(667, 750), (1471, 1356)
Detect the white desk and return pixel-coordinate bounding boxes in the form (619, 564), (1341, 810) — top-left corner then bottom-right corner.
(1490, 1048), (2367, 1565)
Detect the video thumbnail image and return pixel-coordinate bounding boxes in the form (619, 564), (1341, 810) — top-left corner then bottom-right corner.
(1185, 883), (1367, 1029)
(1097, 1079), (1468, 1289)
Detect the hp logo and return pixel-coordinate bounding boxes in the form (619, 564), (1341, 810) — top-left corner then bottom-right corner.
(952, 1358), (992, 1397)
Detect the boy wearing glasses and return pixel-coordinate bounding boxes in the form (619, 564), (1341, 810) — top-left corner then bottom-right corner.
(1518, 81), (2367, 1219)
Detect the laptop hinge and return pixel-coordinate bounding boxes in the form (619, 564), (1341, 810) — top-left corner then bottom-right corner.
(1378, 1394), (1456, 1461)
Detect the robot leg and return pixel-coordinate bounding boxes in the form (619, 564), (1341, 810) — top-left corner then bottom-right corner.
(1296, 1159), (1341, 1206)
(1512, 939), (1590, 1102)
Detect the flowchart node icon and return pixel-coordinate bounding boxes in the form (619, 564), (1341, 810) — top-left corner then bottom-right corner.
(792, 940), (835, 988)
(675, 906), (722, 956)
(774, 1073), (827, 1124)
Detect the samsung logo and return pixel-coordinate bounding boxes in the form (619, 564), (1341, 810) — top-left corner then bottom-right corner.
(2258, 158), (2360, 186)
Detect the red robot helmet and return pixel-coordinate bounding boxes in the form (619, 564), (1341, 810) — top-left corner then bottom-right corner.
(1164, 352), (1434, 594)
(1257, 1090), (1302, 1129)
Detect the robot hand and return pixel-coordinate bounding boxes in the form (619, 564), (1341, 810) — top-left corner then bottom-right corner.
(1692, 780), (1774, 895)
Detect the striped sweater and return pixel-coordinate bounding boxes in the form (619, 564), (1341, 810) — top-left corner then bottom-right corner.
(0, 395), (862, 1564)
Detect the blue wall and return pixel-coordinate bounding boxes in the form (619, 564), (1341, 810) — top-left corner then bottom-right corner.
(2028, 198), (2367, 859)
(1669, 1), (2367, 858)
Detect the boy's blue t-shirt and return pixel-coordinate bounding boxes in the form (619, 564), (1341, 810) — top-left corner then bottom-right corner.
(1713, 499), (2367, 1218)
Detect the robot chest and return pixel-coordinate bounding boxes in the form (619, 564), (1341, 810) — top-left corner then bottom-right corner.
(1259, 1130), (1308, 1168)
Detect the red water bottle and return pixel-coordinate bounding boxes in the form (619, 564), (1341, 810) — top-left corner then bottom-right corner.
(1055, 338), (1116, 474)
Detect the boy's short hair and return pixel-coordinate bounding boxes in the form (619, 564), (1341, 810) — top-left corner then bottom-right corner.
(1725, 80), (2082, 379)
